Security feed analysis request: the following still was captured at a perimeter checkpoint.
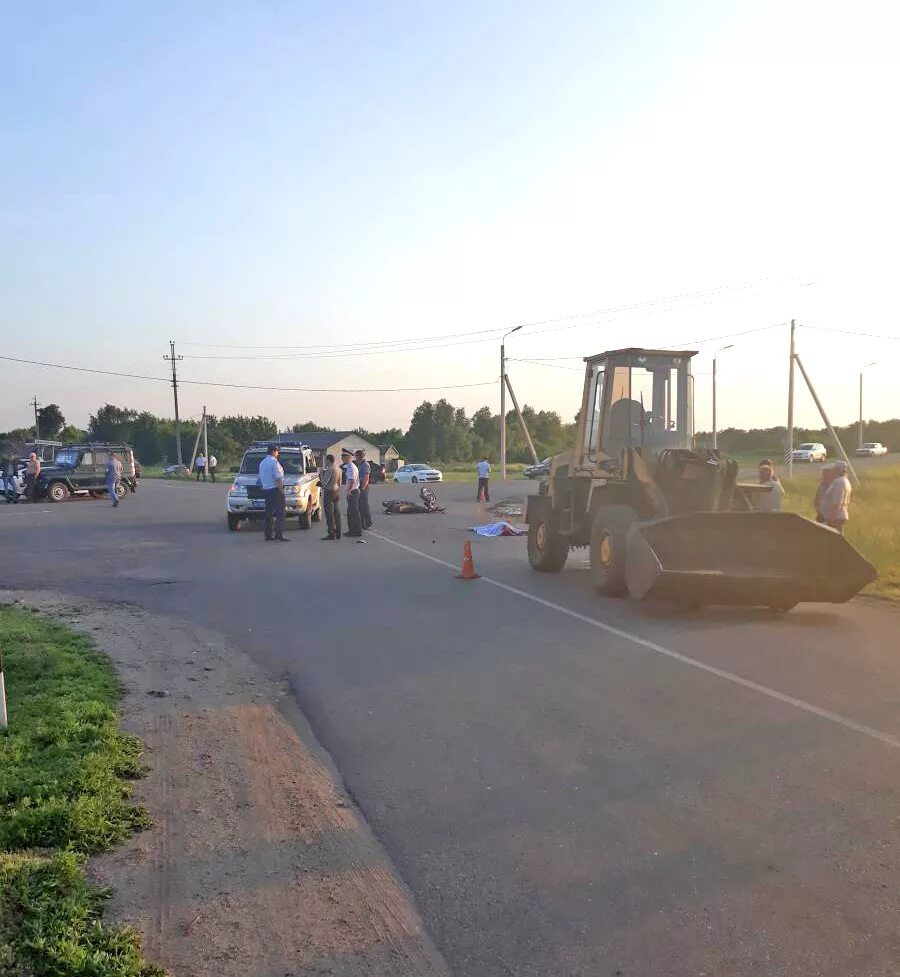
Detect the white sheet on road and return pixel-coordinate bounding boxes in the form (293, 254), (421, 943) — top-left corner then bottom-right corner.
(469, 520), (528, 537)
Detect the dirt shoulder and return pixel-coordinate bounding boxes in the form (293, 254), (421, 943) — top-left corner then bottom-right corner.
(1, 590), (450, 977)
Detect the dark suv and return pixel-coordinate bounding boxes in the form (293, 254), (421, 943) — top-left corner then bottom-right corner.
(36, 443), (137, 502)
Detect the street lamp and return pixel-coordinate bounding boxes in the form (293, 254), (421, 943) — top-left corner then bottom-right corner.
(711, 344), (733, 451)
(859, 362), (876, 448)
(500, 325), (523, 479)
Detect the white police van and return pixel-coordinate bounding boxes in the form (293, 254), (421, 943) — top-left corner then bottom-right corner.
(226, 440), (322, 531)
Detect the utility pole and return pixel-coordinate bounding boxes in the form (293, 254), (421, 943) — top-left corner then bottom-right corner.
(30, 396), (41, 439)
(794, 353), (860, 486)
(202, 406), (209, 478)
(786, 320), (795, 479)
(504, 375), (539, 465)
(711, 344), (732, 451)
(163, 340), (184, 467)
(859, 362), (876, 448)
(499, 325), (523, 479)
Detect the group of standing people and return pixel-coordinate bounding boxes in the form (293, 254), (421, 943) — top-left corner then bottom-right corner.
(321, 448), (374, 541)
(256, 443), (374, 543)
(194, 453), (218, 482)
(756, 457), (853, 533)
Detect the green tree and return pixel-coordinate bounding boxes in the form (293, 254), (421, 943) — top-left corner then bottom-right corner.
(405, 401), (436, 460)
(88, 405), (137, 442)
(130, 412), (163, 464)
(37, 404), (66, 439)
(292, 420), (332, 433)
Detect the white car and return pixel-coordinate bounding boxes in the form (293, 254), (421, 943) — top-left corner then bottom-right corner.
(792, 442), (827, 463)
(856, 442), (888, 457)
(393, 463), (443, 484)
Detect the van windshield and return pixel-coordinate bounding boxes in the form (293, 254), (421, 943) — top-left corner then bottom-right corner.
(240, 452), (305, 476)
(54, 449), (81, 467)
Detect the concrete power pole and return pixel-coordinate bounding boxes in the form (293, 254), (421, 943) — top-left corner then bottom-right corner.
(30, 396), (41, 439)
(859, 362), (876, 448)
(786, 320), (795, 479)
(163, 340), (184, 467)
(202, 406), (209, 478)
(499, 325), (523, 479)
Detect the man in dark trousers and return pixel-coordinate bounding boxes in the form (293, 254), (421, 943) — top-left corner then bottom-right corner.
(320, 453), (343, 540)
(341, 448), (363, 537)
(259, 444), (289, 542)
(354, 449), (374, 530)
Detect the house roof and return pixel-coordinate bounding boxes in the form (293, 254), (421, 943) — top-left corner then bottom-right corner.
(283, 430), (377, 451)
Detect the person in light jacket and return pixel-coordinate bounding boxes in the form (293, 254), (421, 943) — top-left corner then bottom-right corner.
(756, 462), (784, 512)
(821, 461), (852, 534)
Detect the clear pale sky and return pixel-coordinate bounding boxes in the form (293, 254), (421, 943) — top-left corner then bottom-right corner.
(2, 1), (898, 436)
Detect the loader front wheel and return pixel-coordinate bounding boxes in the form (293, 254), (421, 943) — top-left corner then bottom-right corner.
(527, 517), (568, 572)
(590, 505), (638, 596)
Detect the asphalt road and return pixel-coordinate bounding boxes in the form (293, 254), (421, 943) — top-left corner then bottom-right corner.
(3, 479), (900, 976)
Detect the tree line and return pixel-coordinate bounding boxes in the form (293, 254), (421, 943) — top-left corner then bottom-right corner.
(0, 399), (577, 467)
(6, 400), (893, 468)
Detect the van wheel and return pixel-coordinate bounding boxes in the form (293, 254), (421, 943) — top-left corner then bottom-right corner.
(227, 514), (241, 531)
(590, 505), (638, 596)
(298, 505), (311, 529)
(311, 499), (322, 522)
(47, 482), (69, 503)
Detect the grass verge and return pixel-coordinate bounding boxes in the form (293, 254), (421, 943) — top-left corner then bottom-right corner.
(780, 464), (900, 601)
(0, 604), (162, 977)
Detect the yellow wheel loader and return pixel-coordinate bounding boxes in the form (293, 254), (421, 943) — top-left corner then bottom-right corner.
(525, 348), (875, 610)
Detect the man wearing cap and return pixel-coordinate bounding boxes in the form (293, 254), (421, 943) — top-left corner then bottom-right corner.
(822, 461), (852, 534)
(354, 449), (374, 530)
(259, 444), (289, 542)
(320, 453), (343, 541)
(341, 448), (363, 538)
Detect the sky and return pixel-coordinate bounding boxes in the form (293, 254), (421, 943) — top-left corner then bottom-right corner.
(2, 0), (899, 438)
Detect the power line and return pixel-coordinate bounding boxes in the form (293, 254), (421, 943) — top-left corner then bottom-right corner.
(662, 322), (787, 349)
(180, 333), (502, 360)
(0, 354), (496, 394)
(798, 324), (900, 341)
(176, 275), (804, 355)
(508, 358), (583, 372)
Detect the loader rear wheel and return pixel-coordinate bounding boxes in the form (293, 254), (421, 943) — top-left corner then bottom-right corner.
(527, 517), (568, 572)
(590, 504), (638, 596)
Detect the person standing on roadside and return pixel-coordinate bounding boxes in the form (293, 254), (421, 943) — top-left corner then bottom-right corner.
(105, 451), (123, 507)
(195, 452), (207, 481)
(341, 448), (362, 537)
(259, 444), (289, 542)
(208, 453), (218, 483)
(354, 449), (373, 530)
(822, 461), (852, 534)
(756, 462), (784, 512)
(25, 452), (41, 502)
(814, 465), (837, 523)
(475, 456), (491, 502)
(320, 453), (343, 540)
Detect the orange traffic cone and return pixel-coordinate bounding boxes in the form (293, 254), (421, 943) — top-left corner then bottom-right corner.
(456, 540), (480, 579)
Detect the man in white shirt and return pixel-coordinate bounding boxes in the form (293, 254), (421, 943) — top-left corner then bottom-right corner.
(341, 448), (362, 537)
(208, 454), (218, 483)
(195, 453), (207, 482)
(475, 457), (491, 502)
(822, 461), (852, 534)
(259, 444), (289, 542)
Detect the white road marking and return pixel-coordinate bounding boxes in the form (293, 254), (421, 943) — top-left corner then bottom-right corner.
(373, 532), (900, 751)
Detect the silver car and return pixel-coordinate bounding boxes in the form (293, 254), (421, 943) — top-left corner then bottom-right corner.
(226, 444), (322, 531)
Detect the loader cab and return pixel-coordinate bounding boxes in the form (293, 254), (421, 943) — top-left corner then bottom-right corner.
(579, 348), (696, 468)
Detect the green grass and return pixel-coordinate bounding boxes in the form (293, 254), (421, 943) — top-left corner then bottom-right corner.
(779, 464), (900, 601)
(0, 606), (161, 977)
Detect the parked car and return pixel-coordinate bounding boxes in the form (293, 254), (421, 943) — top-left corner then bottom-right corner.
(163, 463), (191, 477)
(855, 442), (888, 457)
(368, 460), (386, 483)
(35, 443), (137, 502)
(393, 463), (443, 483)
(226, 441), (322, 531)
(792, 442), (827, 463)
(523, 458), (551, 479)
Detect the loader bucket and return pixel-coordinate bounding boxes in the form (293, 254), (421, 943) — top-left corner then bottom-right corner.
(625, 512), (876, 607)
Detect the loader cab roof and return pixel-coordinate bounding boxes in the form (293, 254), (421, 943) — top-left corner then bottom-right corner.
(584, 348), (698, 364)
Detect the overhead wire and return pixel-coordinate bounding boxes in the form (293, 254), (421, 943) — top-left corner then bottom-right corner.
(798, 324), (900, 341)
(0, 354), (496, 394)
